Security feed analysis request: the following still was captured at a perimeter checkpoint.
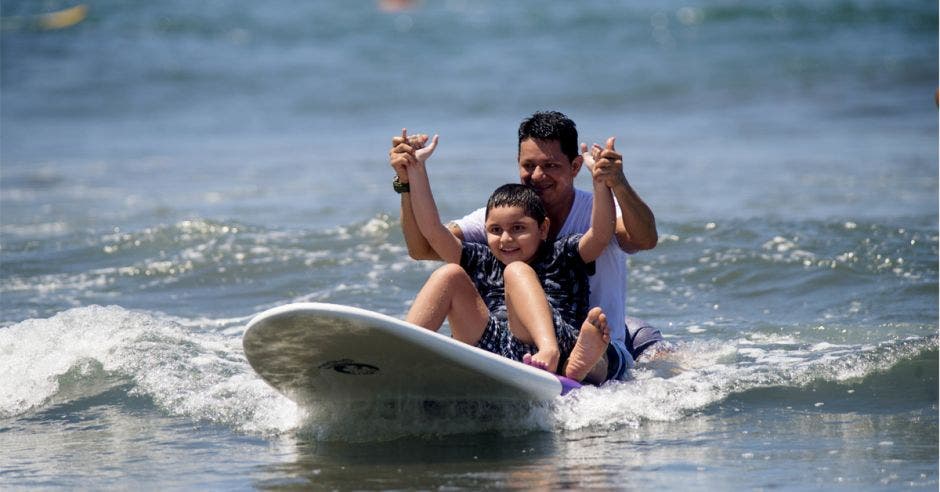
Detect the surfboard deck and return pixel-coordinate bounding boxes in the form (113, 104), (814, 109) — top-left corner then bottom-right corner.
(243, 303), (580, 405)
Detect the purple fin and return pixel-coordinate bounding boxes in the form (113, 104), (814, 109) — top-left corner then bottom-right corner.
(556, 375), (582, 395)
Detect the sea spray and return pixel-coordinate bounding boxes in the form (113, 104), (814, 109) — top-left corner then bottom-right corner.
(0, 306), (301, 434)
(553, 335), (938, 432)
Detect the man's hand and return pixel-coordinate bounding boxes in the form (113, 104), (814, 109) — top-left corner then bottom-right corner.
(583, 136), (658, 252)
(581, 137), (626, 189)
(389, 128), (430, 183)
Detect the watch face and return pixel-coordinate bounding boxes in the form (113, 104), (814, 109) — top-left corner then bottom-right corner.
(393, 178), (410, 193)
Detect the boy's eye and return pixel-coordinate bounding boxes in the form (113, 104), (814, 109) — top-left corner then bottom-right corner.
(512, 224), (526, 232)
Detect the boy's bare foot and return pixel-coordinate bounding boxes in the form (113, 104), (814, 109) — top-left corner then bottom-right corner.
(564, 307), (610, 383)
(522, 348), (559, 373)
(522, 353), (545, 370)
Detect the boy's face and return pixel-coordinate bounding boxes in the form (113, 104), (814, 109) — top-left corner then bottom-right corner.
(484, 205), (549, 265)
(518, 138), (581, 209)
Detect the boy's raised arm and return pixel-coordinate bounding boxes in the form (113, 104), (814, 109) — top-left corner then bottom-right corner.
(577, 143), (616, 263)
(390, 130), (444, 261)
(405, 135), (464, 264)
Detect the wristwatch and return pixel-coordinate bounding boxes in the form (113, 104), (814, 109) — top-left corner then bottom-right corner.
(393, 175), (410, 194)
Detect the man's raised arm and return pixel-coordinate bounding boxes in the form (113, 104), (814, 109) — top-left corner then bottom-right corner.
(582, 137), (658, 254)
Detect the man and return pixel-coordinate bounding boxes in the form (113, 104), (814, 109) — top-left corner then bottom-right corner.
(389, 111), (660, 381)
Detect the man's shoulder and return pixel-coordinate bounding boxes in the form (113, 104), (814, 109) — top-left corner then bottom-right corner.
(560, 188), (592, 232)
(573, 187), (591, 202)
(450, 207), (487, 243)
(571, 187), (622, 216)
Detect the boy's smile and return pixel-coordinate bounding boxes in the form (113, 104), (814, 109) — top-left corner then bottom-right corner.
(484, 205), (549, 265)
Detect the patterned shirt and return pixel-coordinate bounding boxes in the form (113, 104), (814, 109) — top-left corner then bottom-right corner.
(459, 234), (595, 337)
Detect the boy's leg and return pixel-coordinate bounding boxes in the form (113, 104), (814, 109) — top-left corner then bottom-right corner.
(503, 261), (560, 373)
(406, 263), (490, 345)
(563, 307), (611, 384)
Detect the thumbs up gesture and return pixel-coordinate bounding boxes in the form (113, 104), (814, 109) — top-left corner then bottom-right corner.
(581, 137), (625, 189)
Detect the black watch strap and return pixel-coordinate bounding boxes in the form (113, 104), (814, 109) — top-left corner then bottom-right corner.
(393, 176), (410, 194)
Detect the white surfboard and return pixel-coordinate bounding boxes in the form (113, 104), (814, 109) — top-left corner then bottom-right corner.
(243, 303), (580, 405)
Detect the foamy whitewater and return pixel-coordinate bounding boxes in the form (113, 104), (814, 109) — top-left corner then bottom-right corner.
(2, 0), (936, 489)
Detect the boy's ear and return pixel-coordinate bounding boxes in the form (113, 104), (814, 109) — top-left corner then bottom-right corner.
(540, 218), (550, 240)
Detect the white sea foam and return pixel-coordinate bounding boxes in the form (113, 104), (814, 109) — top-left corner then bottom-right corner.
(2, 306), (935, 439)
(553, 334), (936, 431)
(0, 306), (301, 434)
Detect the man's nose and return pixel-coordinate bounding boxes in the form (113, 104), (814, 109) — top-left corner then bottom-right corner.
(530, 165), (544, 180)
(501, 230), (512, 242)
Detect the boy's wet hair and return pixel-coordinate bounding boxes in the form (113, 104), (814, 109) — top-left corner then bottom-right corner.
(485, 184), (547, 225)
(517, 110), (579, 163)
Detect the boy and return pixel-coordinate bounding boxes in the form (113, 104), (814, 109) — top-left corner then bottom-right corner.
(403, 132), (615, 383)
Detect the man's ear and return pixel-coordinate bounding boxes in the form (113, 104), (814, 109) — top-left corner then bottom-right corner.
(570, 155), (583, 177)
(540, 217), (551, 240)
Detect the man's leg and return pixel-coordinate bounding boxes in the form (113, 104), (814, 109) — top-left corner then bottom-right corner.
(602, 340), (632, 382)
(406, 264), (490, 345)
(626, 316), (664, 360)
(503, 261), (560, 373)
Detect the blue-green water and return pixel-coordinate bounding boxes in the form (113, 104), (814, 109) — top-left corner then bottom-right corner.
(2, 0), (937, 489)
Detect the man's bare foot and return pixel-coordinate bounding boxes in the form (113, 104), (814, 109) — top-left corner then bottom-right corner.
(522, 348), (560, 373)
(564, 307), (610, 383)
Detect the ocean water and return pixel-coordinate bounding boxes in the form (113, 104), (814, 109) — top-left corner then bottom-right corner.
(1, 0), (937, 489)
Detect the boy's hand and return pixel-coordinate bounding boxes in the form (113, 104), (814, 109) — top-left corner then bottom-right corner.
(415, 134), (439, 163)
(389, 128), (430, 182)
(581, 137), (626, 189)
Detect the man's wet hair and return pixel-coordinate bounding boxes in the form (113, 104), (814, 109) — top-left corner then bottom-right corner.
(517, 110), (579, 163)
(485, 184), (547, 225)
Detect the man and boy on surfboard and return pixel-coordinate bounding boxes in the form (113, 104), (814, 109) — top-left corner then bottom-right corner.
(389, 111), (659, 384)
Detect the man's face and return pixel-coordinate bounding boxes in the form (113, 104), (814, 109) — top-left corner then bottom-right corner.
(518, 138), (581, 209)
